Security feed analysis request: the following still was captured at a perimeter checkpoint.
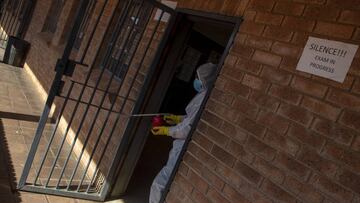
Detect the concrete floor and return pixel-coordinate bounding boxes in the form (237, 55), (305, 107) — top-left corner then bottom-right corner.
(0, 63), (102, 203)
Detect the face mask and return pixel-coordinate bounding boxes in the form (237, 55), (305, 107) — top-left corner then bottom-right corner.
(193, 79), (203, 92)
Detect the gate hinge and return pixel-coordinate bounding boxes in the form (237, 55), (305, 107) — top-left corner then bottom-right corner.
(55, 59), (76, 77)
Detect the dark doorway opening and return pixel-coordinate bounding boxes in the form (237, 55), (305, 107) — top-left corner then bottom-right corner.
(111, 10), (239, 202)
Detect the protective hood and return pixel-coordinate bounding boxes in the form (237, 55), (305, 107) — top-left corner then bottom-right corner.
(196, 62), (217, 90)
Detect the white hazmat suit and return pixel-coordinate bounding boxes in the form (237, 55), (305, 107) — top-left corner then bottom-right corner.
(149, 63), (217, 203)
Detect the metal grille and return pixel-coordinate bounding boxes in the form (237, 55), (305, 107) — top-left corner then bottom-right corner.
(18, 0), (176, 201)
(0, 0), (35, 49)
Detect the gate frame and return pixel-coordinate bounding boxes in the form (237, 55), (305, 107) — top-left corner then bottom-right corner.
(17, 0), (178, 201)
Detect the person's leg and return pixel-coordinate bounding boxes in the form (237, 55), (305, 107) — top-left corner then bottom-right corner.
(149, 140), (185, 203)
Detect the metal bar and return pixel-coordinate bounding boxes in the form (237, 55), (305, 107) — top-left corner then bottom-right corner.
(17, 0), (36, 39)
(7, 0), (23, 37)
(18, 0), (91, 188)
(43, 0), (135, 188)
(60, 0), (143, 190)
(20, 185), (103, 201)
(90, 8), (166, 195)
(65, 0), (146, 191)
(80, 0), (109, 63)
(32, 81), (75, 185)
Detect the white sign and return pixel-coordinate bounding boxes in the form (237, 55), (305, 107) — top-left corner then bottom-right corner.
(154, 1), (177, 22)
(296, 37), (358, 83)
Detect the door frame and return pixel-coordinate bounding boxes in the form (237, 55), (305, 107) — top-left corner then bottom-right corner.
(109, 8), (242, 201)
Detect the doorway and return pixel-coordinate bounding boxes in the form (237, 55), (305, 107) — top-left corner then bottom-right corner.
(111, 10), (240, 202)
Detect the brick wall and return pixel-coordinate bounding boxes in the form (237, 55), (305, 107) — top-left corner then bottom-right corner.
(168, 0), (360, 202)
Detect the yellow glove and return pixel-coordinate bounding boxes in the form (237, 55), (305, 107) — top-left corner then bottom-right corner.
(151, 126), (170, 136)
(163, 115), (182, 125)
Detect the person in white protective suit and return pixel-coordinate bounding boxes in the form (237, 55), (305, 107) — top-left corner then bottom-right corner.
(149, 62), (217, 203)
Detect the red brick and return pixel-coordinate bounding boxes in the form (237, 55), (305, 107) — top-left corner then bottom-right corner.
(222, 65), (244, 82)
(207, 188), (230, 203)
(203, 121), (229, 147)
(352, 136), (360, 152)
(271, 42), (301, 58)
(224, 79), (251, 98)
(303, 5), (340, 21)
(353, 28), (360, 42)
(288, 124), (325, 150)
(274, 152), (311, 181)
(200, 166), (225, 190)
(326, 0), (360, 9)
(291, 76), (328, 98)
(327, 89), (360, 110)
(282, 16), (316, 32)
(245, 35), (273, 51)
(224, 53), (239, 67)
(284, 176), (324, 203)
(339, 110), (360, 132)
(235, 57), (262, 75)
(202, 110), (223, 129)
(342, 149), (360, 172)
(339, 10), (360, 26)
(261, 66), (293, 85)
(191, 190), (211, 203)
(312, 75), (355, 91)
(176, 174), (194, 194)
(338, 169), (360, 194)
(237, 116), (266, 137)
(187, 170), (209, 194)
(232, 96), (259, 119)
(269, 85), (302, 105)
(215, 164), (243, 191)
(231, 42), (255, 58)
(278, 103), (314, 126)
(211, 88), (234, 107)
(220, 121), (247, 143)
(255, 12), (284, 26)
(260, 179), (297, 203)
(265, 131), (300, 156)
(226, 141), (255, 164)
(207, 100), (239, 122)
(352, 79), (360, 94)
(223, 185), (251, 203)
(252, 157), (285, 184)
(245, 136), (276, 161)
(211, 145), (236, 167)
(291, 32), (309, 46)
(188, 144), (219, 170)
(234, 161), (263, 185)
(242, 73), (269, 91)
(314, 21), (355, 39)
(193, 132), (213, 153)
(252, 50), (282, 67)
(310, 174), (353, 202)
(294, 0), (326, 4)
(179, 163), (190, 177)
(248, 0), (275, 11)
(274, 1), (305, 16)
(263, 26), (294, 42)
(312, 118), (355, 146)
(299, 147), (339, 178)
(257, 110), (290, 134)
(184, 153), (204, 173)
(301, 96), (341, 121)
(249, 91), (280, 112)
(243, 10), (257, 21)
(239, 21), (265, 36)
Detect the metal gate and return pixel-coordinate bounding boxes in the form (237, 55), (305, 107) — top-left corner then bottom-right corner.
(0, 0), (35, 50)
(18, 0), (176, 201)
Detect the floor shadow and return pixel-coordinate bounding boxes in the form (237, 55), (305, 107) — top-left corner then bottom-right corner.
(0, 119), (22, 202)
(0, 111), (55, 123)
